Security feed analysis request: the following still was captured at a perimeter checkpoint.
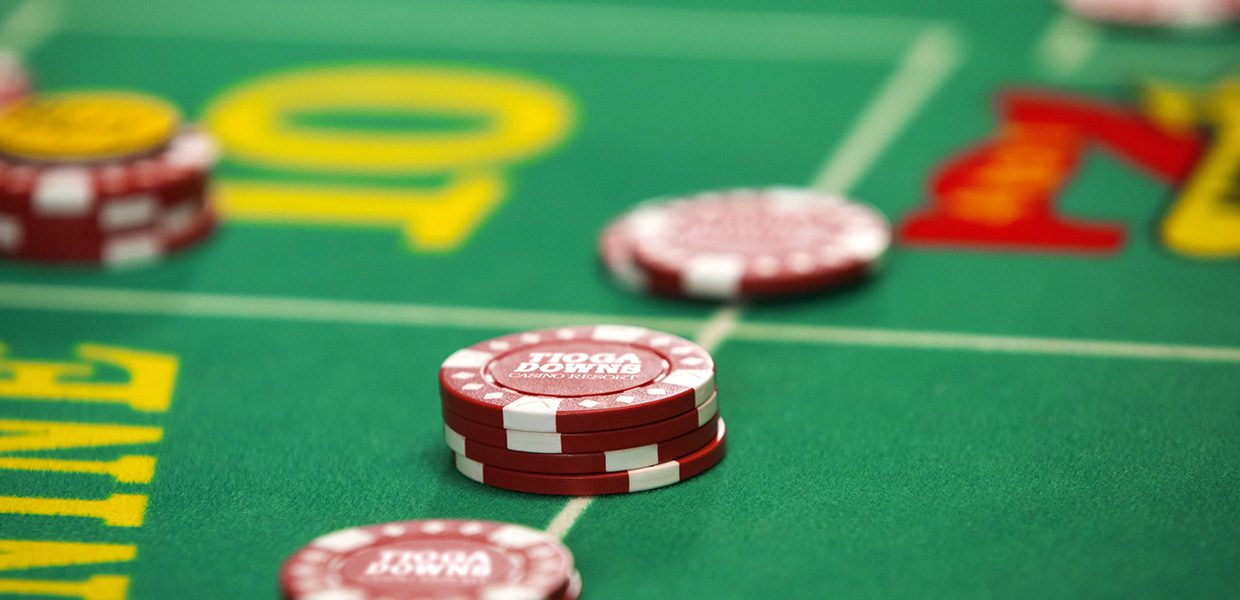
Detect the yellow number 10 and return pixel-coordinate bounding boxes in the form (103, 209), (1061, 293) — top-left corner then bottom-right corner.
(204, 65), (575, 251)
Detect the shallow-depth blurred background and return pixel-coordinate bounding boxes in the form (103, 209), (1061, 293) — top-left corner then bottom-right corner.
(0, 0), (1237, 598)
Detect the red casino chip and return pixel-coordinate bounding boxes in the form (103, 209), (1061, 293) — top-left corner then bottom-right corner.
(442, 391), (718, 454)
(0, 170), (207, 244)
(454, 418), (727, 495)
(446, 415), (721, 474)
(280, 519), (575, 600)
(1060, 0), (1240, 26)
(0, 196), (217, 266)
(439, 324), (715, 433)
(0, 129), (217, 215)
(626, 187), (891, 300)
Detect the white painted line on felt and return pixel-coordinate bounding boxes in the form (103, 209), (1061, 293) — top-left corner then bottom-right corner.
(1034, 12), (1099, 78)
(733, 322), (1240, 363)
(695, 304), (743, 354)
(41, 0), (936, 64)
(0, 283), (704, 336)
(812, 24), (963, 193)
(53, 284), (1238, 366)
(0, 0), (61, 57)
(546, 496), (594, 540)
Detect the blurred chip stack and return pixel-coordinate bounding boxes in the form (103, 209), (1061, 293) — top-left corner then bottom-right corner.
(0, 91), (219, 267)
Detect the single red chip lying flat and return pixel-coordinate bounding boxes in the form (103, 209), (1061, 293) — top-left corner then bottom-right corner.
(624, 187), (890, 299)
(439, 324), (715, 433)
(280, 520), (575, 600)
(443, 391), (718, 454)
(454, 418), (727, 495)
(446, 415), (721, 474)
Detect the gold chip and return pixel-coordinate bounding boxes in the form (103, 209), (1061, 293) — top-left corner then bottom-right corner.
(0, 91), (181, 161)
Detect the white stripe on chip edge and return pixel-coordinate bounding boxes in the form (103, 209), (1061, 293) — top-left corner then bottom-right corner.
(627, 459), (681, 492)
(311, 526), (377, 552)
(505, 429), (563, 454)
(447, 421), (665, 473)
(166, 130), (219, 169)
(102, 234), (159, 268)
(442, 348), (493, 369)
(604, 443), (660, 472)
(33, 167), (93, 216)
(590, 323), (648, 342)
(628, 417), (726, 492)
(502, 396), (563, 432)
(684, 254), (745, 298)
(695, 392), (720, 425)
(443, 425), (467, 454)
(498, 393), (717, 454)
(661, 369), (715, 405)
(99, 195), (158, 231)
(455, 454), (486, 483)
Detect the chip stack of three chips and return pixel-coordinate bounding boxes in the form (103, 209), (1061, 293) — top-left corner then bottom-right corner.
(439, 324), (727, 496)
(0, 91), (220, 267)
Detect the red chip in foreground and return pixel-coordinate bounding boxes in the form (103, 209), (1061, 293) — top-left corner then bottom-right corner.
(454, 418), (728, 495)
(443, 391), (718, 454)
(439, 324), (715, 433)
(626, 187), (890, 299)
(280, 519), (574, 600)
(1060, 0), (1240, 26)
(446, 415), (721, 474)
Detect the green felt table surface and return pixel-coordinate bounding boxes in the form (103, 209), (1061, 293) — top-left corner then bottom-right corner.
(1, 1), (1238, 598)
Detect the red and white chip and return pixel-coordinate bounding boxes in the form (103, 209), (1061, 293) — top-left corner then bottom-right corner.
(280, 520), (575, 600)
(1060, 0), (1240, 26)
(624, 188), (890, 300)
(0, 129), (217, 215)
(0, 190), (216, 267)
(439, 324), (715, 433)
(442, 391), (718, 454)
(445, 415), (721, 474)
(454, 417), (728, 495)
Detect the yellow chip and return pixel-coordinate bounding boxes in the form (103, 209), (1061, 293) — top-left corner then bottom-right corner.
(0, 91), (182, 161)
